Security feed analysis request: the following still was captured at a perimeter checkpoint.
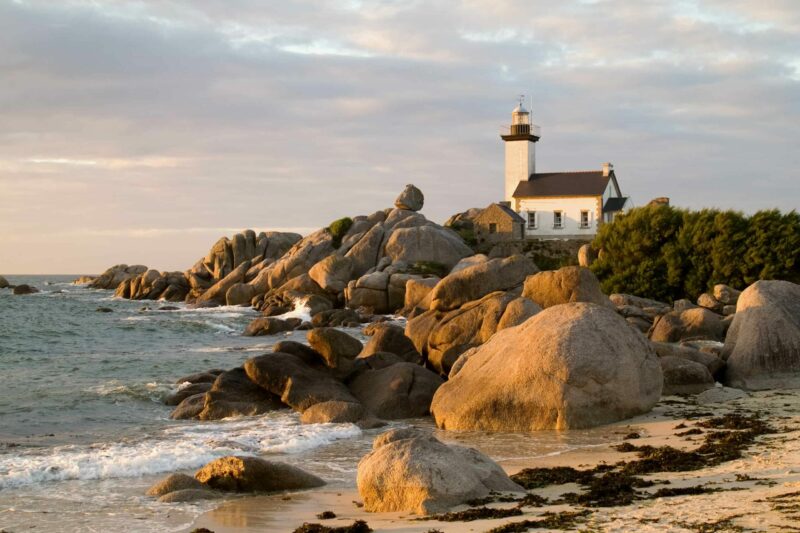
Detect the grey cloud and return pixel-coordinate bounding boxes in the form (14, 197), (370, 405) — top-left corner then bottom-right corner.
(0, 0), (798, 273)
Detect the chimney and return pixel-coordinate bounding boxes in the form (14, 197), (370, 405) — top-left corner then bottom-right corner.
(602, 162), (614, 177)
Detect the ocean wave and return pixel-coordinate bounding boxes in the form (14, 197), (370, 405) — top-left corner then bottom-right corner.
(83, 380), (171, 403)
(0, 413), (360, 489)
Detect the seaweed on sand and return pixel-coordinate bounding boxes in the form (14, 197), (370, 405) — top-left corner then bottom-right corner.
(292, 520), (372, 533)
(510, 411), (776, 510)
(482, 510), (593, 532)
(417, 507), (523, 522)
(510, 465), (611, 489)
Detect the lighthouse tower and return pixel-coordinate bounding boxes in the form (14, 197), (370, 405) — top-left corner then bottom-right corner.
(501, 99), (540, 204)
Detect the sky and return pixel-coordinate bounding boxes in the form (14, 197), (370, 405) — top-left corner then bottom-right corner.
(1, 0), (798, 274)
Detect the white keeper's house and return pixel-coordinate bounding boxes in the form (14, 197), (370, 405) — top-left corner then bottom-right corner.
(499, 101), (629, 240)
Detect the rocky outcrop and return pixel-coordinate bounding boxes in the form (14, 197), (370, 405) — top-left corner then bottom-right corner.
(96, 186), (474, 314)
(192, 230), (301, 285)
(429, 255), (538, 311)
(430, 303), (663, 431)
(649, 308), (725, 343)
(348, 363), (443, 419)
(195, 456), (325, 492)
(0, 275), (9, 288)
(116, 269), (189, 302)
(522, 266), (608, 309)
(723, 280), (800, 390)
(394, 184), (424, 211)
(89, 264), (147, 289)
(356, 428), (523, 514)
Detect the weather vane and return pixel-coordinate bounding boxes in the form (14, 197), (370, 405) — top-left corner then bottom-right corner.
(518, 94), (525, 107)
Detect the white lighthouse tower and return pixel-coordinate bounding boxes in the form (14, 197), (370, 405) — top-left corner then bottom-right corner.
(501, 98), (540, 203)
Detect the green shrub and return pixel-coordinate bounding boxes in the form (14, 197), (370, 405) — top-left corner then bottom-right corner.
(590, 206), (800, 302)
(327, 217), (353, 248)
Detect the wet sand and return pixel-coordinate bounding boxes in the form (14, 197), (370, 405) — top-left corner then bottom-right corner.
(189, 389), (800, 532)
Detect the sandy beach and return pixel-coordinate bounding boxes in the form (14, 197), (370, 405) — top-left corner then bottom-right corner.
(189, 389), (800, 532)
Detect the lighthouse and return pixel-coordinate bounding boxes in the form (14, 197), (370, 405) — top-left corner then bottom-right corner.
(501, 99), (540, 203)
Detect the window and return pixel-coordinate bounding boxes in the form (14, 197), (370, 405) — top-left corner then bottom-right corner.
(489, 223), (497, 234)
(527, 211), (537, 229)
(553, 211), (563, 229)
(580, 210), (590, 229)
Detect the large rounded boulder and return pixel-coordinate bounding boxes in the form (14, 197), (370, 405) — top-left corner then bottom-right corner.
(357, 428), (523, 514)
(430, 303), (663, 431)
(384, 225), (473, 270)
(723, 280), (800, 390)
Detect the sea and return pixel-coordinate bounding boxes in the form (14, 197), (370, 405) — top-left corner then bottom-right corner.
(0, 275), (624, 532)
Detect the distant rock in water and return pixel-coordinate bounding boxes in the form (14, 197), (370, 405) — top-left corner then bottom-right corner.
(0, 275), (10, 288)
(13, 284), (38, 295)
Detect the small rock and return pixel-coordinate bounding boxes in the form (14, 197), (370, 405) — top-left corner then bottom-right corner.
(696, 387), (748, 404)
(146, 473), (207, 496)
(394, 184), (424, 211)
(158, 489), (219, 503)
(195, 456), (325, 492)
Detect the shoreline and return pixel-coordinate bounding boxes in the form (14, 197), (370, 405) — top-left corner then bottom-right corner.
(189, 389), (800, 532)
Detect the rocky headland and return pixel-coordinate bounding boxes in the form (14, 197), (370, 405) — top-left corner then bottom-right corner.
(43, 184), (800, 531)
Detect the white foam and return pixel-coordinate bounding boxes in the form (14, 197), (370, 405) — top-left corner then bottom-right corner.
(276, 298), (313, 323)
(0, 412), (360, 489)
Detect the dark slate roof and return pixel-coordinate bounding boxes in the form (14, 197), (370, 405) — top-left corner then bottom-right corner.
(512, 171), (610, 198)
(496, 203), (526, 223)
(603, 197), (629, 213)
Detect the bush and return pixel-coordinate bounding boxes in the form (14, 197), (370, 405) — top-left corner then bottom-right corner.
(327, 217), (353, 248)
(590, 206), (800, 302)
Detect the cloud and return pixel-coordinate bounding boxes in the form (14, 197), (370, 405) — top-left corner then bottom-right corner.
(0, 0), (798, 273)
